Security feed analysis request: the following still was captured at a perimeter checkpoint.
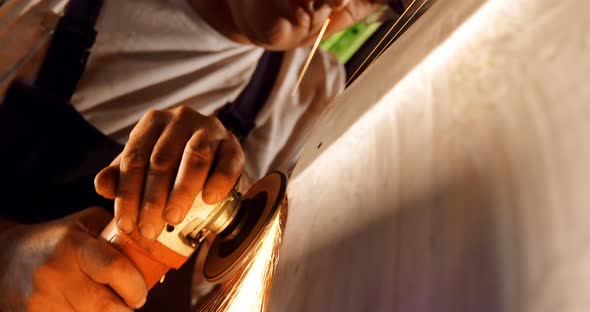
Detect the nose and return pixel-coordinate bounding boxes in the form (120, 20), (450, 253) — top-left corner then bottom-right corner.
(327, 0), (350, 9)
(314, 0), (350, 10)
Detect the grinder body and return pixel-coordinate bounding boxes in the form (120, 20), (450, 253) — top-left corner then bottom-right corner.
(101, 222), (189, 289)
(100, 172), (287, 290)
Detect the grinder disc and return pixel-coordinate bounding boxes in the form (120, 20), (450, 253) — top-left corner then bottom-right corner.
(202, 171), (287, 283)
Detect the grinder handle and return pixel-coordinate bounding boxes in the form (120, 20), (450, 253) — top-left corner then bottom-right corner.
(100, 219), (181, 290)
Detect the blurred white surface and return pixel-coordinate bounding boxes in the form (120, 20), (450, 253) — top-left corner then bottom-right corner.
(269, 0), (590, 311)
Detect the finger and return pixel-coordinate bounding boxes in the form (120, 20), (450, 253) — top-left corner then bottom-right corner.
(28, 294), (76, 312)
(115, 111), (168, 233)
(28, 268), (77, 312)
(202, 136), (244, 204)
(95, 154), (122, 199)
(64, 276), (133, 312)
(77, 236), (147, 309)
(72, 206), (114, 237)
(137, 113), (197, 240)
(163, 129), (219, 225)
(95, 165), (120, 200)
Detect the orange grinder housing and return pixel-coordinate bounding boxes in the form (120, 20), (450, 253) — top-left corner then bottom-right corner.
(100, 172), (287, 290)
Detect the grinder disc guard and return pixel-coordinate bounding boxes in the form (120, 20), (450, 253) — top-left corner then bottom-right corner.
(202, 172), (287, 283)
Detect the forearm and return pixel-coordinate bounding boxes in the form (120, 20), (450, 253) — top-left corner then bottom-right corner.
(0, 216), (18, 236)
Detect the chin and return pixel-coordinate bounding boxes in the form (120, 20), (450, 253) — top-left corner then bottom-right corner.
(226, 0), (318, 50)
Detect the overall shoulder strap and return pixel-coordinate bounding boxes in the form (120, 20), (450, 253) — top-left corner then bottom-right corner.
(217, 50), (284, 141)
(34, 0), (283, 142)
(34, 0), (103, 100)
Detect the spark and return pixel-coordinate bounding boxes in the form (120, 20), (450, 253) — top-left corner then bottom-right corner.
(195, 209), (285, 312)
(345, 0), (432, 87)
(373, 0), (430, 61)
(345, 0), (421, 87)
(225, 212), (282, 312)
(292, 18), (332, 96)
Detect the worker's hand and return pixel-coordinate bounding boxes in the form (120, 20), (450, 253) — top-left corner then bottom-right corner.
(0, 207), (148, 311)
(94, 106), (244, 240)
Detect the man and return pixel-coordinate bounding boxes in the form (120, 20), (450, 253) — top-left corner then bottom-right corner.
(0, 0), (395, 311)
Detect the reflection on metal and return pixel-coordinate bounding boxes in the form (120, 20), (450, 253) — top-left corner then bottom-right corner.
(202, 172), (287, 284)
(345, 0), (422, 86)
(182, 190), (242, 249)
(372, 0), (430, 61)
(269, 0), (590, 311)
(156, 190), (242, 257)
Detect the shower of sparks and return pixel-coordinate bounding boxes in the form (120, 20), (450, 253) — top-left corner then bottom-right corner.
(225, 213), (282, 312)
(292, 18), (332, 96)
(195, 209), (285, 312)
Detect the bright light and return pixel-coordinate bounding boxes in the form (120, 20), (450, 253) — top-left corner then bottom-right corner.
(196, 211), (284, 312)
(225, 213), (282, 312)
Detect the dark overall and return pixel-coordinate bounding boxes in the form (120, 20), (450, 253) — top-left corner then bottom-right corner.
(0, 0), (282, 310)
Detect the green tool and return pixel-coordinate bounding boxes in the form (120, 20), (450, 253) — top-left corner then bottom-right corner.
(321, 20), (382, 64)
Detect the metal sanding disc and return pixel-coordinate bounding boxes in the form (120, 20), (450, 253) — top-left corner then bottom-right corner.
(202, 171), (287, 283)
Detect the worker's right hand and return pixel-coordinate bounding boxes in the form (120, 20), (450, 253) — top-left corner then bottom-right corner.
(0, 207), (147, 312)
(94, 106), (244, 241)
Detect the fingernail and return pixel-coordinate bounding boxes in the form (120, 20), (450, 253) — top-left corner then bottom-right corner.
(117, 217), (134, 233)
(140, 224), (157, 240)
(202, 191), (219, 204)
(136, 296), (147, 309)
(165, 209), (182, 225)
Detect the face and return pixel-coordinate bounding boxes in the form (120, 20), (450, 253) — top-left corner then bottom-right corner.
(224, 0), (386, 50)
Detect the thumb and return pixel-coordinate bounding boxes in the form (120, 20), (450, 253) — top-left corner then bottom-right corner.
(70, 206), (113, 236)
(95, 165), (120, 200)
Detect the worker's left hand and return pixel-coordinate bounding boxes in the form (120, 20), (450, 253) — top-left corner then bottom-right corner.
(94, 106), (244, 240)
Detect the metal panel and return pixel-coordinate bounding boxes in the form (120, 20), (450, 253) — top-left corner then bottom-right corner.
(269, 0), (590, 310)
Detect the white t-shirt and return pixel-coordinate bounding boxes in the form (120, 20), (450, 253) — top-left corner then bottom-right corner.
(72, 0), (345, 182)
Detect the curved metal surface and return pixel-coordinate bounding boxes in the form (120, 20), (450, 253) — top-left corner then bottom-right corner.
(203, 172), (287, 283)
(269, 0), (590, 311)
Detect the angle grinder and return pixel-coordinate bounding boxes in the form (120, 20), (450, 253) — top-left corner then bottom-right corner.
(100, 171), (287, 289)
